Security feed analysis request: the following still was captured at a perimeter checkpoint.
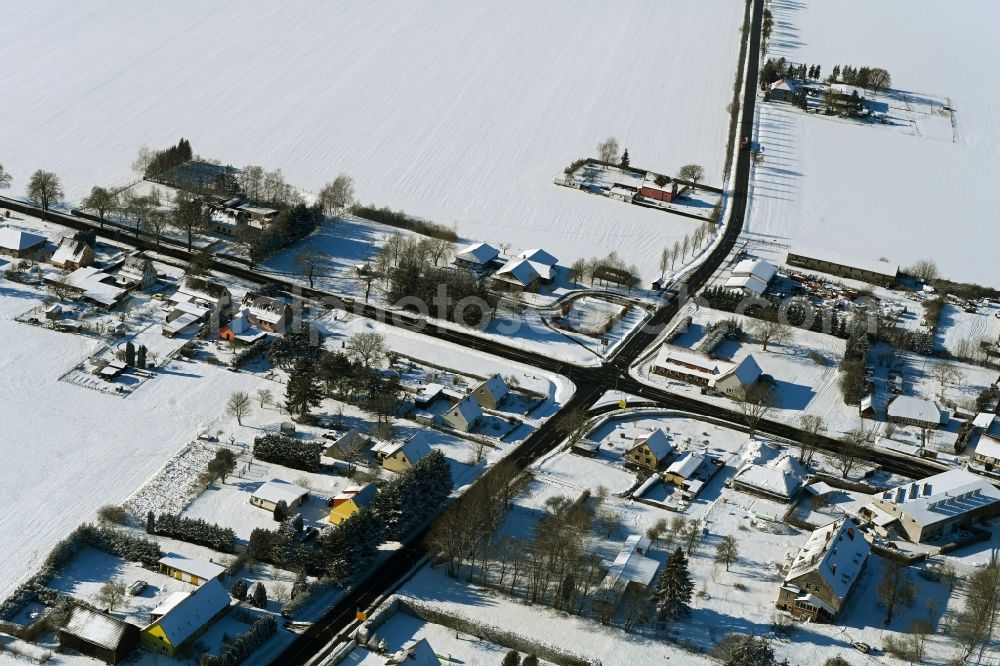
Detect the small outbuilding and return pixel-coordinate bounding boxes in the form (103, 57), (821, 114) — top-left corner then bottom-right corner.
(250, 479), (310, 513)
(59, 605), (139, 664)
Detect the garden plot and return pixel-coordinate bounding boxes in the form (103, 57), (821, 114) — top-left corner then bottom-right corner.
(936, 301), (1000, 356)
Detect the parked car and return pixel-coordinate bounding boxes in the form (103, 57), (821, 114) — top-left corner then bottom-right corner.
(127, 580), (147, 596)
(852, 642), (872, 653)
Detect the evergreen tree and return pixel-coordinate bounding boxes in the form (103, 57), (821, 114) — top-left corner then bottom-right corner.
(285, 356), (323, 419)
(231, 578), (248, 601)
(250, 582), (267, 609)
(137, 344), (147, 368)
(830, 64), (841, 82)
(619, 149), (630, 169)
(292, 513), (304, 532)
(502, 650), (521, 666)
(273, 499), (289, 522)
(655, 547), (694, 622)
(125, 341), (136, 367)
(146, 511), (155, 534)
(522, 655), (538, 666)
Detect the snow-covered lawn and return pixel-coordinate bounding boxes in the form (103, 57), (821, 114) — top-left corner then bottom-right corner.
(745, 0), (1000, 286)
(0, 0), (742, 282)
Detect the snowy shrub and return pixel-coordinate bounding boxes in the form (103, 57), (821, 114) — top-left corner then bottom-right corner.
(200, 614), (277, 666)
(353, 205), (457, 242)
(97, 505), (130, 526)
(154, 513), (237, 553)
(253, 434), (322, 472)
(230, 337), (269, 369)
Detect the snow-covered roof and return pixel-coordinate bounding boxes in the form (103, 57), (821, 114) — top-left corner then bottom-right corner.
(666, 451), (705, 479)
(241, 292), (287, 325)
(386, 638), (441, 665)
(974, 413), (996, 430)
(225, 309), (266, 342)
(172, 300), (210, 318)
(380, 431), (433, 463)
(476, 374), (509, 402)
(158, 554), (225, 581)
(654, 345), (731, 379)
(732, 258), (778, 283)
(416, 383), (444, 403)
(176, 276), (231, 306)
(118, 254), (154, 282)
(770, 78), (798, 93)
(595, 534), (659, 603)
(734, 452), (806, 499)
(163, 312), (200, 335)
(785, 518), (869, 605)
(788, 245), (898, 279)
(976, 434), (1000, 462)
(877, 436), (920, 457)
(830, 83), (868, 98)
(448, 395), (483, 424)
(64, 266), (125, 306)
(455, 242), (500, 265)
(333, 483), (377, 508)
(0, 227), (46, 251)
(62, 605), (134, 650)
(494, 258), (541, 287)
(50, 237), (90, 266)
(145, 578), (230, 647)
(251, 479), (309, 506)
(724, 274), (768, 296)
(875, 469), (1000, 528)
(718, 354), (763, 388)
(888, 395), (944, 424)
(237, 204), (278, 216)
(632, 429), (673, 460)
(517, 248), (557, 266)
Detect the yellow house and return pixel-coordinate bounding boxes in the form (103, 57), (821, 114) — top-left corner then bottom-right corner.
(140, 579), (230, 657)
(373, 432), (433, 473)
(329, 483), (378, 525)
(157, 555), (225, 586)
(624, 429), (673, 471)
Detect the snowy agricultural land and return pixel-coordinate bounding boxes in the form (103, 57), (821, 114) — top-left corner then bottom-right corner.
(745, 0), (1000, 287)
(0, 0), (742, 282)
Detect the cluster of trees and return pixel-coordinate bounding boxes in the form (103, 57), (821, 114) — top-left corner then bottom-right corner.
(501, 651), (539, 666)
(761, 8), (773, 53)
(253, 434), (323, 472)
(373, 449), (453, 540)
(354, 205), (458, 242)
(199, 615), (277, 666)
(699, 287), (852, 339)
(148, 512), (237, 553)
(238, 203), (326, 266)
(656, 222), (715, 279)
(838, 310), (872, 405)
(759, 58), (823, 89)
(568, 252), (638, 291)
(828, 65), (892, 92)
(137, 138), (193, 178)
(236, 165), (302, 208)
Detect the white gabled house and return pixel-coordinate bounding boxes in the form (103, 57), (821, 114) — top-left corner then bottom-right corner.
(713, 355), (764, 396)
(724, 259), (778, 297)
(492, 258), (541, 293)
(887, 395), (947, 429)
(454, 242), (500, 270)
(592, 534), (660, 616)
(50, 236), (95, 270)
(441, 395), (482, 432)
(624, 429), (673, 471)
(249, 479), (310, 513)
(471, 374), (509, 410)
(116, 253), (158, 290)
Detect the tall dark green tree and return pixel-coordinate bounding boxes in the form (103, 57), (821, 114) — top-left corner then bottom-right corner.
(285, 356), (323, 419)
(655, 547), (694, 622)
(125, 341), (136, 366)
(136, 344), (147, 368)
(620, 149), (630, 169)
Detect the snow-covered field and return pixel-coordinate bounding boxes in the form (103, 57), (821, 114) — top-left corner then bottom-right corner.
(745, 0), (1000, 287)
(0, 286), (261, 602)
(0, 0), (741, 282)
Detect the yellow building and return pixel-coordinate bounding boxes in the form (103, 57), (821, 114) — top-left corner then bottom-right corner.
(373, 432), (433, 473)
(140, 579), (230, 657)
(157, 555), (225, 586)
(623, 429), (673, 471)
(329, 483), (378, 525)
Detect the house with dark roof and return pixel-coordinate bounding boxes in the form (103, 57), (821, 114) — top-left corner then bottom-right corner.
(59, 605), (139, 664)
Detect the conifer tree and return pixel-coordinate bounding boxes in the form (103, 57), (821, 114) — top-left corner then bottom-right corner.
(655, 547), (694, 622)
(620, 149), (630, 169)
(146, 511), (155, 534)
(125, 341), (136, 367)
(273, 499), (289, 522)
(232, 578), (248, 601)
(137, 344), (147, 368)
(285, 356), (322, 419)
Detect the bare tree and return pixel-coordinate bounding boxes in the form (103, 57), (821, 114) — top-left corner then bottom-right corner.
(956, 559), (1000, 659)
(131, 145), (155, 175)
(797, 414), (825, 464)
(317, 173), (356, 218)
(714, 535), (739, 571)
(682, 518), (704, 555)
(95, 579), (126, 612)
(597, 137), (620, 163)
(933, 362), (961, 402)
(0, 163), (12, 187)
(239, 165), (266, 201)
(81, 186), (117, 227)
(677, 164), (705, 190)
(257, 388), (273, 408)
(906, 258), (939, 282)
(868, 68), (892, 93)
(557, 406), (590, 447)
(735, 384), (773, 439)
(171, 191), (210, 250)
(751, 318), (792, 351)
(294, 249), (325, 289)
(875, 556), (915, 624)
(428, 238), (455, 266)
(681, 235), (691, 260)
(659, 247), (671, 277)
(27, 170), (64, 214)
(833, 427), (870, 479)
(346, 331), (386, 370)
(671, 240), (682, 267)
(143, 208), (170, 249)
(226, 391), (252, 425)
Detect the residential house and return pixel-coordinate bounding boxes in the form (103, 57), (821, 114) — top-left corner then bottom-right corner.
(329, 483), (378, 525)
(116, 253), (158, 290)
(713, 355), (764, 396)
(454, 242), (500, 271)
(769, 78), (799, 103)
(59, 605), (139, 665)
(236, 204), (279, 226)
(373, 432), (433, 473)
(786, 246), (898, 286)
(664, 451), (706, 489)
(441, 395), (482, 432)
(219, 309), (266, 345)
(249, 479), (310, 513)
(638, 174), (684, 203)
(724, 259), (778, 297)
(861, 469), (1000, 542)
(164, 277), (232, 336)
(0, 227), (46, 258)
(323, 427), (365, 458)
(975, 434), (1000, 469)
(887, 395), (947, 429)
(140, 578), (231, 658)
(733, 452), (808, 502)
(492, 258), (540, 292)
(241, 292), (292, 333)
(776, 518), (870, 622)
(157, 555), (225, 586)
(471, 374), (508, 410)
(517, 248), (558, 284)
(651, 346), (730, 387)
(414, 383), (445, 409)
(609, 183), (638, 202)
(973, 412), (997, 432)
(50, 236), (95, 270)
(50, 266), (127, 309)
(591, 534), (660, 616)
(386, 638), (441, 666)
(624, 429), (673, 471)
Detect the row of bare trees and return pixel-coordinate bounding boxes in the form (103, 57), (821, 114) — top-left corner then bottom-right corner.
(657, 220), (715, 278)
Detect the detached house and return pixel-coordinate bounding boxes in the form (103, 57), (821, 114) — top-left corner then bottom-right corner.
(454, 242), (500, 271)
(776, 518), (869, 622)
(624, 429), (673, 471)
(157, 555), (225, 586)
(472, 374), (509, 410)
(59, 605), (139, 665)
(0, 227), (46, 258)
(516, 248), (558, 284)
(442, 395), (482, 432)
(373, 432), (433, 473)
(329, 483), (378, 525)
(591, 534), (660, 616)
(116, 253), (158, 290)
(250, 479), (310, 513)
(492, 258), (540, 293)
(887, 395), (947, 429)
(241, 292), (292, 333)
(140, 578), (231, 658)
(50, 236), (95, 270)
